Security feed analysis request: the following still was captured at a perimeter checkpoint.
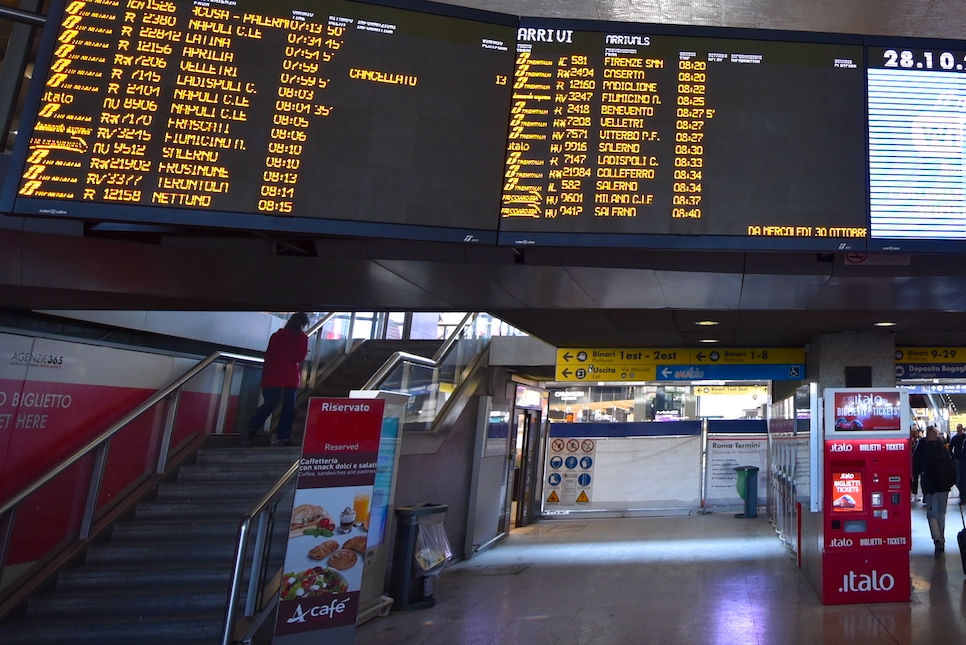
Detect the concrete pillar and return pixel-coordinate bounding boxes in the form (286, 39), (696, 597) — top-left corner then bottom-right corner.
(806, 332), (895, 391)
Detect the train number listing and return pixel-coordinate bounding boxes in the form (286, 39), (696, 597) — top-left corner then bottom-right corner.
(499, 22), (869, 246)
(14, 0), (515, 235)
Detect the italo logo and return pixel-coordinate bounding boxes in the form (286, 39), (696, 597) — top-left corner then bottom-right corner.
(829, 538), (853, 547)
(830, 443), (852, 452)
(839, 569), (894, 593)
(287, 598), (348, 624)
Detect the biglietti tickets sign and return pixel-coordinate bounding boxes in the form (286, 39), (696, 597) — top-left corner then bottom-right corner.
(273, 398), (384, 645)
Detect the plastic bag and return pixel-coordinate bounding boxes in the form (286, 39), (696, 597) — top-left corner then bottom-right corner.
(413, 513), (452, 576)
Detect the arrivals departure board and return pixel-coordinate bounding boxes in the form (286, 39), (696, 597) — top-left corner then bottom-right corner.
(498, 21), (869, 249)
(4, 0), (515, 242)
(867, 38), (966, 251)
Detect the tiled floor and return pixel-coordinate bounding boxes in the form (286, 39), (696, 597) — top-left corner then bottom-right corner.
(354, 500), (966, 645)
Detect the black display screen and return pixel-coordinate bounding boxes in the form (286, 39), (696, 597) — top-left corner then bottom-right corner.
(4, 0), (516, 242)
(497, 20), (869, 250)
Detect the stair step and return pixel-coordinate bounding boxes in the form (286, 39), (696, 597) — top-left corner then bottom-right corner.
(0, 612), (223, 645)
(176, 463), (295, 482)
(86, 539), (238, 565)
(27, 586), (239, 619)
(195, 446), (301, 465)
(85, 538), (287, 565)
(134, 495), (292, 520)
(56, 562), (238, 591)
(110, 517), (288, 541)
(155, 479), (295, 501)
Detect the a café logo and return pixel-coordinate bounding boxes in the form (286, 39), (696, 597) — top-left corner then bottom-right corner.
(287, 598), (348, 624)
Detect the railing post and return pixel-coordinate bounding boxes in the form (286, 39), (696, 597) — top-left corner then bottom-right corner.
(215, 360), (235, 435)
(0, 507), (16, 575)
(245, 510), (271, 615)
(345, 312), (357, 353)
(79, 441), (110, 539)
(156, 389), (182, 474)
(308, 329), (323, 389)
(222, 519), (253, 645)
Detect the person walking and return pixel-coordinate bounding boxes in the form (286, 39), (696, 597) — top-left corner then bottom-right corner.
(913, 425), (954, 557)
(243, 312), (309, 447)
(950, 423), (966, 503)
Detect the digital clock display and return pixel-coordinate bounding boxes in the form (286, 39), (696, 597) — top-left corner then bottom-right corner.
(867, 42), (966, 246)
(497, 21), (869, 249)
(5, 0), (516, 242)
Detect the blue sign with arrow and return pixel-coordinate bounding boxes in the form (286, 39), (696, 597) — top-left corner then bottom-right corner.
(655, 364), (805, 381)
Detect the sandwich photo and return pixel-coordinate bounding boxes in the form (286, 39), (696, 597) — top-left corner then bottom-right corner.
(290, 504), (332, 537)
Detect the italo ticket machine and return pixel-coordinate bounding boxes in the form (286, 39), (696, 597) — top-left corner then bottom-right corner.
(820, 388), (911, 604)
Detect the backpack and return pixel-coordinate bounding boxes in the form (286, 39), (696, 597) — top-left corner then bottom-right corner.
(933, 446), (957, 491)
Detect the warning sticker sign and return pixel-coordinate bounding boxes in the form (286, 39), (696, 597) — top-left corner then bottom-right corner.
(544, 433), (596, 509)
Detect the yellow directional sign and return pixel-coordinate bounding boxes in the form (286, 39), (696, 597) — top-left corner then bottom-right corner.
(556, 348), (689, 367)
(693, 385), (769, 396)
(691, 348), (804, 365)
(554, 347), (805, 382)
(896, 347), (966, 363)
(556, 347), (804, 367)
(555, 364), (656, 381)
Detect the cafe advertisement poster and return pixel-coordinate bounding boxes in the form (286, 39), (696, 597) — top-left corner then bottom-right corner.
(273, 398), (384, 645)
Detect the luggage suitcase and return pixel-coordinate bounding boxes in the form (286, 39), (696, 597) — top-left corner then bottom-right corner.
(958, 505), (966, 575)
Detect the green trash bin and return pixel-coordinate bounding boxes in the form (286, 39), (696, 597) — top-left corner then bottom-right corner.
(734, 466), (759, 518)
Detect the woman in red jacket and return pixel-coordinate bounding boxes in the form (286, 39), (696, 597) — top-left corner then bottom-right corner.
(245, 312), (309, 446)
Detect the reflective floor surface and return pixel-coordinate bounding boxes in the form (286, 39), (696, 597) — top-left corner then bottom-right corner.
(354, 500), (966, 645)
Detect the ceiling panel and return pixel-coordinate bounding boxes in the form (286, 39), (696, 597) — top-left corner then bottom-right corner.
(564, 267), (667, 308)
(655, 271), (743, 308)
(739, 274), (830, 309)
(471, 264), (598, 308)
(374, 260), (525, 309)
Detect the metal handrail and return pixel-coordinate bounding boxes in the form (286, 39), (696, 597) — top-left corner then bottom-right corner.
(0, 6), (46, 26)
(0, 350), (264, 518)
(221, 460), (300, 645)
(306, 311), (336, 337)
(433, 312), (476, 362)
(360, 313), (478, 390)
(361, 351), (436, 390)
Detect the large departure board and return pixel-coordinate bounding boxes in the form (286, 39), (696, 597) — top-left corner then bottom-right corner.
(498, 20), (868, 250)
(867, 38), (966, 251)
(4, 0), (515, 242)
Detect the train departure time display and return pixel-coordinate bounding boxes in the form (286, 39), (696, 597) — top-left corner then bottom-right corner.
(867, 40), (966, 249)
(498, 21), (869, 249)
(6, 0), (515, 242)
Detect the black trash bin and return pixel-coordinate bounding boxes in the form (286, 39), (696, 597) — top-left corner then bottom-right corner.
(734, 466), (759, 518)
(389, 504), (449, 611)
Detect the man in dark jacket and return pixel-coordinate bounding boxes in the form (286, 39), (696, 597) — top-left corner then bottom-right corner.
(950, 423), (966, 503)
(913, 426), (953, 556)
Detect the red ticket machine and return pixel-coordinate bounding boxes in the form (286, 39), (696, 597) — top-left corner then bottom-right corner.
(820, 389), (910, 604)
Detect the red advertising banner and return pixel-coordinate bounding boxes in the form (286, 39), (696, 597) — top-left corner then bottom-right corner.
(832, 391), (902, 432)
(274, 398), (385, 645)
(830, 471), (864, 512)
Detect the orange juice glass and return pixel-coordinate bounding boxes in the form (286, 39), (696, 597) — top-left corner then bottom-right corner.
(353, 493), (370, 525)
